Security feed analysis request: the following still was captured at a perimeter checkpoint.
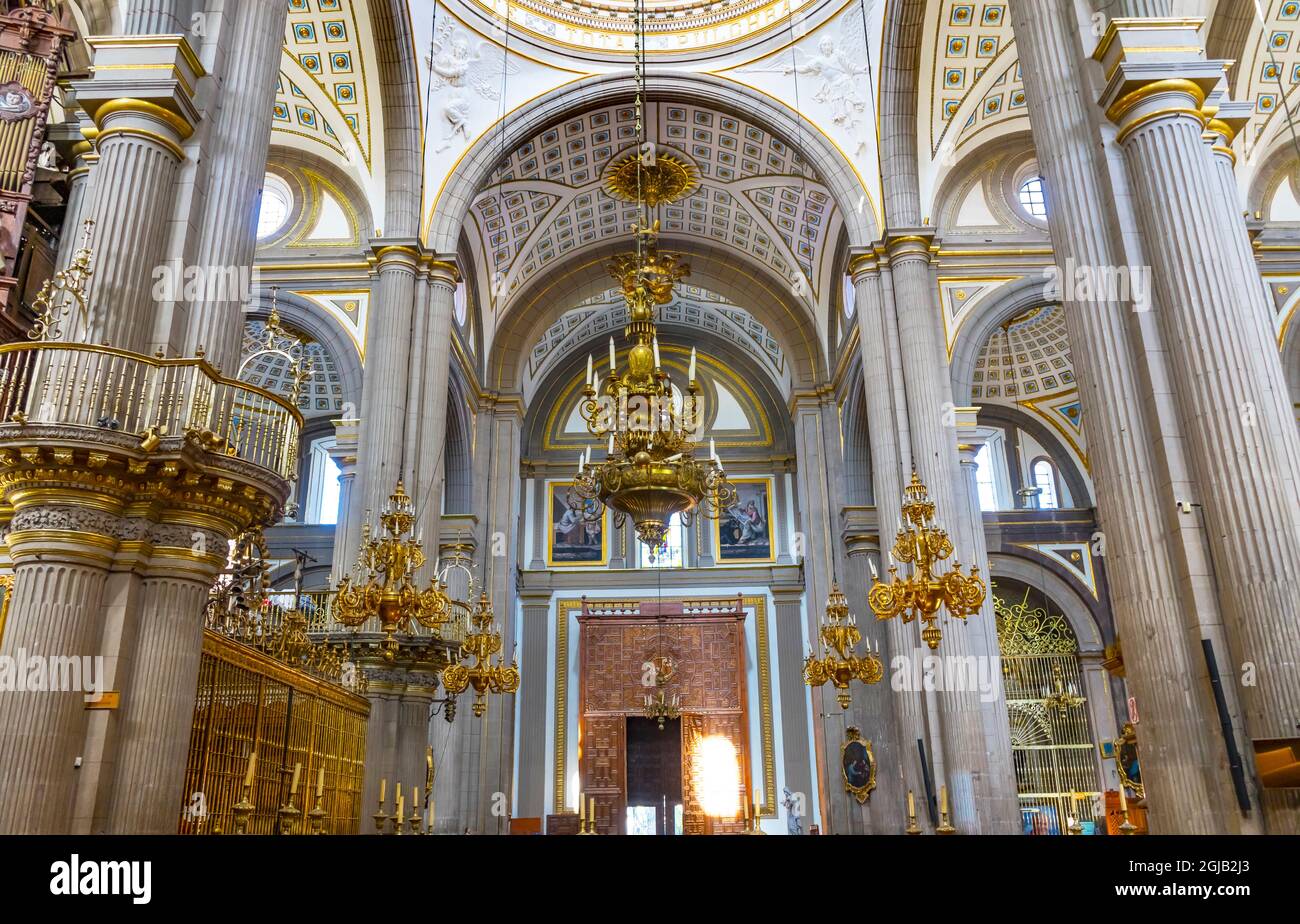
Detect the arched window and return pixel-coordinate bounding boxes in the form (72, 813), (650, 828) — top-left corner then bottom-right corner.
(1031, 458), (1059, 509)
(304, 437), (341, 524)
(842, 273), (856, 320)
(974, 443), (999, 511)
(256, 173), (293, 240)
(1018, 176), (1048, 221)
(639, 514), (685, 569)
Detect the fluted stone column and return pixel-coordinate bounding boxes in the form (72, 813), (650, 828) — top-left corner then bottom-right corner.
(404, 261), (459, 558)
(515, 589), (551, 821)
(70, 36), (203, 351)
(358, 671), (438, 833)
(790, 392), (842, 830)
(104, 539), (224, 832)
(467, 396), (522, 833)
(0, 507), (116, 834)
(48, 104), (98, 273)
(1097, 26), (1300, 831)
(345, 244), (420, 570)
(771, 582), (814, 831)
(1009, 0), (1228, 832)
(851, 255), (931, 826)
(882, 232), (1016, 833)
(124, 0), (196, 35)
(183, 0), (291, 372)
(328, 418), (360, 581)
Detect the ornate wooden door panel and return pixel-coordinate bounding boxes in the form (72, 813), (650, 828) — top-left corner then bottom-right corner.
(578, 599), (748, 834)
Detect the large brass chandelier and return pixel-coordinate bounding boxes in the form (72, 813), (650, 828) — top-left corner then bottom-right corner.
(803, 584), (884, 708)
(567, 0), (736, 551)
(441, 591), (519, 717)
(868, 469), (986, 650)
(334, 481), (454, 660)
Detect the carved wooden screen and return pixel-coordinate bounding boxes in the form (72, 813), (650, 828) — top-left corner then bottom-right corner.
(578, 599), (749, 835)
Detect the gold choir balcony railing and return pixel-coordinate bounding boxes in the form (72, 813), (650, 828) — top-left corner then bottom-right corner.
(0, 342), (301, 482)
(261, 590), (469, 647)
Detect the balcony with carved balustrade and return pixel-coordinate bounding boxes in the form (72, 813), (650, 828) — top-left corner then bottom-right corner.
(0, 341), (300, 553)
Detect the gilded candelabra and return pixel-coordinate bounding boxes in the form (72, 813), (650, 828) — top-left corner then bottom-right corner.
(441, 591), (519, 717)
(569, 225), (737, 550)
(868, 469), (986, 650)
(643, 662), (681, 731)
(1042, 662), (1085, 717)
(332, 481), (453, 660)
(803, 584), (884, 708)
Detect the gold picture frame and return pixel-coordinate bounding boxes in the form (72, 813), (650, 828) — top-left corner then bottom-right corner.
(841, 726), (876, 804)
(546, 480), (608, 567)
(713, 476), (776, 564)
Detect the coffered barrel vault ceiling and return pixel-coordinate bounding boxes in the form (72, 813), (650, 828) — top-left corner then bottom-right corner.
(466, 100), (841, 308)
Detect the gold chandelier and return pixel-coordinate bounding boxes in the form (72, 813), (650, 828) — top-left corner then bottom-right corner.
(868, 469), (986, 650)
(333, 481), (454, 660)
(566, 0), (735, 551)
(441, 591), (519, 717)
(1041, 662), (1085, 717)
(803, 584), (884, 708)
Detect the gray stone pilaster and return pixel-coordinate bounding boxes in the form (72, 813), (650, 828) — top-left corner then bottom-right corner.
(515, 590), (551, 820)
(771, 582), (813, 832)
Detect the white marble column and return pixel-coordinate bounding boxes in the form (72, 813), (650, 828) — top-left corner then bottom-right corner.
(183, 0), (291, 373)
(1008, 0), (1227, 832)
(1098, 28), (1300, 832)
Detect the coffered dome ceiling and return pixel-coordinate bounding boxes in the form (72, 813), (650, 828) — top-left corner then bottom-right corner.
(466, 100), (841, 310)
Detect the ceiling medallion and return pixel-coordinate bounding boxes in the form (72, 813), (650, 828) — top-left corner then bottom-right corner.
(603, 151), (698, 208)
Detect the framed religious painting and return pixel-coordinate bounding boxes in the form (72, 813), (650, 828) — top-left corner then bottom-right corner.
(714, 476), (775, 564)
(547, 481), (607, 567)
(841, 726), (876, 804)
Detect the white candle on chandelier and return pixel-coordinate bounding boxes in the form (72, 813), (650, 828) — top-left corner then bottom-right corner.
(688, 347), (696, 382)
(608, 433), (614, 454)
(586, 354), (593, 386)
(577, 452), (584, 474)
(609, 337), (616, 370)
(710, 438), (717, 461)
(652, 337), (661, 368)
(584, 446), (592, 467)
(869, 558), (878, 581)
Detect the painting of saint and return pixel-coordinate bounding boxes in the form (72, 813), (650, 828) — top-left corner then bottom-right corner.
(715, 478), (774, 563)
(548, 483), (606, 565)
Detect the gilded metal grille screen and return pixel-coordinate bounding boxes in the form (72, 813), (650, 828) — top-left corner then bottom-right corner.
(995, 580), (1100, 834)
(179, 630), (369, 834)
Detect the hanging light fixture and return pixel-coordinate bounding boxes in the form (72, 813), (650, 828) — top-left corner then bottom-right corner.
(567, 0), (736, 550)
(803, 584), (884, 708)
(333, 481), (455, 661)
(867, 469), (987, 650)
(441, 591), (520, 717)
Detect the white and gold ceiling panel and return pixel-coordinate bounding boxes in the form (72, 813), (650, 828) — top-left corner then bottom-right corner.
(284, 0), (379, 167)
(527, 284), (787, 392)
(273, 72), (349, 159)
(921, 0), (1017, 159)
(466, 99), (840, 304)
(971, 303), (1086, 466)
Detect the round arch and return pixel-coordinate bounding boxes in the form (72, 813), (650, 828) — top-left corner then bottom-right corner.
(948, 275), (1059, 404)
(988, 550), (1108, 655)
(425, 72), (880, 253)
(245, 287), (364, 417)
(486, 236), (828, 394)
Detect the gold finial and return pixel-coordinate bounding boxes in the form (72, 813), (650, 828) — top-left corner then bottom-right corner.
(28, 218), (95, 342)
